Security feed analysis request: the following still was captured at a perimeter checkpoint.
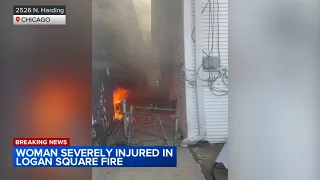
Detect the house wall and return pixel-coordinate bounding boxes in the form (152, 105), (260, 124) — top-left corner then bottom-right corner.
(151, 0), (173, 95)
(202, 0), (228, 143)
(151, 0), (189, 138)
(184, 0), (229, 143)
(167, 0), (189, 138)
(151, 0), (229, 142)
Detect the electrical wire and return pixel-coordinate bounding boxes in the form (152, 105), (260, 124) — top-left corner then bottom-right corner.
(183, 69), (196, 88)
(188, 0), (228, 96)
(210, 162), (227, 180)
(210, 162), (217, 180)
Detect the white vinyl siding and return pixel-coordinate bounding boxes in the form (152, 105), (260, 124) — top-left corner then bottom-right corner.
(185, 0), (228, 143)
(155, 0), (229, 142)
(201, 0), (228, 143)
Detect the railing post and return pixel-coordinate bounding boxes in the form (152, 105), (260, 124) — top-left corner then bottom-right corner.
(174, 110), (179, 146)
(122, 99), (128, 145)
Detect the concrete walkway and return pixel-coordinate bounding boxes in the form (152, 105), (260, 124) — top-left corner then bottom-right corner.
(95, 106), (206, 180)
(93, 147), (206, 180)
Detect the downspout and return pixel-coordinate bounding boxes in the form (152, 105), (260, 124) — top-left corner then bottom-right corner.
(181, 0), (206, 147)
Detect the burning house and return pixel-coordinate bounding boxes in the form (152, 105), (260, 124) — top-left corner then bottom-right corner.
(92, 0), (229, 146)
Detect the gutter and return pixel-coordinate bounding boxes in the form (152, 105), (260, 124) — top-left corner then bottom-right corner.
(181, 0), (206, 147)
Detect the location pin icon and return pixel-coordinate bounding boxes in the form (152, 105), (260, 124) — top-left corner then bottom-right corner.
(16, 17), (20, 22)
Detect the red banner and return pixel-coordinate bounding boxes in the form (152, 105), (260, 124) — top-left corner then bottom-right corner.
(13, 138), (70, 146)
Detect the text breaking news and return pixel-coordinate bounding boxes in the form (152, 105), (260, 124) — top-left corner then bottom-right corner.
(13, 5), (66, 25)
(13, 138), (177, 167)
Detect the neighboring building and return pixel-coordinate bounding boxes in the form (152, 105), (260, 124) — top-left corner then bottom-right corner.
(152, 0), (228, 144)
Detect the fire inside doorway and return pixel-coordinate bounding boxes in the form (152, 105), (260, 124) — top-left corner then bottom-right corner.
(113, 88), (129, 121)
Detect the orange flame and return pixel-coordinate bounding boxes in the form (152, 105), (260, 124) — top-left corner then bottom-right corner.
(113, 88), (129, 120)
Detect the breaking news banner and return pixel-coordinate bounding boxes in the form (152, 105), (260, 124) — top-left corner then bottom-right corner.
(13, 138), (177, 167)
(13, 5), (66, 25)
